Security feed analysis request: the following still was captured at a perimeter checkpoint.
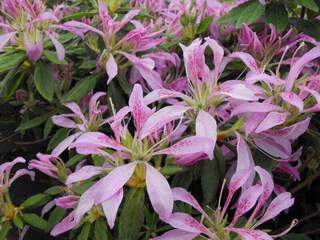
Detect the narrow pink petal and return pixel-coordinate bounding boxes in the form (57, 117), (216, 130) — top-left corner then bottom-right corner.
(141, 106), (190, 139)
(151, 229), (199, 240)
(120, 51), (163, 89)
(24, 35), (43, 62)
(9, 169), (35, 185)
(172, 188), (206, 216)
(255, 192), (294, 227)
(102, 189), (124, 229)
(255, 112), (288, 133)
(195, 110), (217, 141)
(106, 54), (118, 84)
(51, 212), (77, 236)
(226, 227), (273, 240)
(232, 184), (263, 224)
(146, 163), (173, 220)
(246, 73), (284, 85)
(206, 37), (224, 80)
(36, 12), (59, 22)
(89, 92), (106, 118)
(286, 46), (320, 91)
(66, 165), (104, 185)
(164, 212), (209, 234)
(64, 102), (86, 121)
(236, 133), (255, 188)
(155, 136), (215, 160)
(144, 89), (184, 105)
(129, 84), (153, 132)
(219, 82), (259, 101)
(231, 102), (280, 117)
(55, 195), (78, 209)
(254, 137), (291, 159)
(52, 132), (81, 156)
(228, 169), (251, 194)
(63, 21), (104, 37)
(94, 162), (137, 203)
(281, 92), (304, 112)
(0, 32), (16, 50)
(47, 32), (65, 60)
(228, 52), (259, 72)
(51, 115), (77, 128)
(255, 166), (274, 207)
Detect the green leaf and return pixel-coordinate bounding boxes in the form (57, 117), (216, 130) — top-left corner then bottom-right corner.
(218, 1), (254, 25)
(44, 50), (68, 65)
(282, 233), (312, 240)
(172, 170), (193, 189)
(22, 213), (51, 231)
(0, 222), (11, 240)
(0, 52), (25, 74)
(34, 62), (55, 102)
(62, 74), (100, 102)
(265, 2), (288, 32)
(71, 181), (95, 195)
(201, 159), (220, 204)
(15, 114), (49, 131)
(160, 165), (185, 176)
(47, 128), (70, 151)
(94, 218), (110, 240)
(13, 215), (24, 229)
(43, 118), (54, 139)
(235, 0), (264, 28)
(290, 18), (320, 41)
(77, 222), (91, 240)
(66, 155), (85, 167)
(197, 16), (213, 34)
(48, 207), (67, 228)
(118, 188), (145, 240)
(61, 11), (97, 21)
(44, 186), (65, 195)
(298, 0), (319, 12)
(0, 67), (24, 101)
(20, 194), (51, 209)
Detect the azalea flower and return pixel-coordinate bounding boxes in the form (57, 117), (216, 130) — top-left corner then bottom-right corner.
(0, 0), (67, 61)
(153, 167), (296, 240)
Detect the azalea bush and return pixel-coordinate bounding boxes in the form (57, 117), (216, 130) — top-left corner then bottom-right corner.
(1, 0), (320, 239)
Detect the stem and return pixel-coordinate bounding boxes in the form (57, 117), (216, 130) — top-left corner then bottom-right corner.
(290, 171), (320, 195)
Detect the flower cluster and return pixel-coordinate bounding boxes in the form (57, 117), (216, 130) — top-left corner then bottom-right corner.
(1, 0), (320, 239)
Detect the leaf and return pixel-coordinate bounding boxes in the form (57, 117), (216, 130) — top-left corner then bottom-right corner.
(265, 2), (288, 32)
(20, 194), (51, 209)
(66, 154), (85, 167)
(48, 207), (67, 228)
(0, 51), (25, 74)
(160, 165), (186, 176)
(61, 11), (97, 21)
(77, 222), (91, 240)
(43, 118), (54, 139)
(107, 80), (127, 110)
(22, 213), (51, 231)
(71, 181), (95, 195)
(13, 215), (24, 229)
(118, 188), (145, 240)
(62, 74), (100, 102)
(0, 67), (24, 101)
(44, 50), (68, 65)
(290, 18), (320, 41)
(218, 1), (255, 25)
(235, 0), (265, 28)
(201, 159), (220, 204)
(197, 16), (213, 34)
(172, 170), (193, 189)
(15, 114), (49, 131)
(44, 186), (65, 195)
(282, 233), (312, 240)
(298, 0), (319, 12)
(34, 62), (55, 102)
(47, 128), (70, 151)
(0, 222), (11, 240)
(94, 218), (110, 240)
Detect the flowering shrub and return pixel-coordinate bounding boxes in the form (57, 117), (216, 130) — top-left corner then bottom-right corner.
(1, 0), (320, 239)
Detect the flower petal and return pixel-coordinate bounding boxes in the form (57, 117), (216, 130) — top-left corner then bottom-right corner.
(102, 189), (124, 229)
(255, 112), (288, 133)
(281, 92), (304, 112)
(227, 227), (273, 240)
(146, 163), (173, 220)
(66, 165), (104, 185)
(151, 229), (199, 240)
(106, 54), (118, 84)
(0, 32), (16, 50)
(141, 106), (190, 139)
